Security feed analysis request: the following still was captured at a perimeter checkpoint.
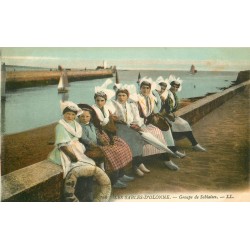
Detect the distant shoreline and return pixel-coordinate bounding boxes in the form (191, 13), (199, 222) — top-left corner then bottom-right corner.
(5, 65), (239, 73)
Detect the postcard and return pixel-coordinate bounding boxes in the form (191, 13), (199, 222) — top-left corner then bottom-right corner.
(1, 48), (249, 202)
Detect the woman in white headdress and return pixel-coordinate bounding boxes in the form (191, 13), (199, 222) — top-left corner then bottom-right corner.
(151, 76), (186, 157)
(48, 101), (108, 201)
(48, 101), (96, 175)
(91, 90), (134, 189)
(154, 76), (171, 105)
(134, 78), (185, 170)
(109, 86), (180, 173)
(161, 75), (206, 152)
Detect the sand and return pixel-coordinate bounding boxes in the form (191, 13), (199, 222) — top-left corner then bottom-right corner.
(1, 123), (56, 176)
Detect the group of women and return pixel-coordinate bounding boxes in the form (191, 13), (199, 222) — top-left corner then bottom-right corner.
(48, 74), (206, 201)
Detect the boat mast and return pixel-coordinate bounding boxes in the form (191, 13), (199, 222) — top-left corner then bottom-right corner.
(115, 69), (119, 84)
(62, 70), (69, 88)
(137, 72), (141, 83)
(1, 62), (6, 99)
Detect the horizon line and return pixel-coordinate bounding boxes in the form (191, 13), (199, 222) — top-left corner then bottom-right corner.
(4, 64), (243, 72)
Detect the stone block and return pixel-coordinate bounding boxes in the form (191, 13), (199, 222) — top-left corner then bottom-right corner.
(1, 160), (63, 202)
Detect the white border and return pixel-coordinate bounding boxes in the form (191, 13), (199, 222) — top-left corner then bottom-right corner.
(1, 1), (249, 250)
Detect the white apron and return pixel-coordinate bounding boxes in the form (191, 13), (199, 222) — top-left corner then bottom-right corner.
(48, 119), (95, 178)
(167, 92), (192, 132)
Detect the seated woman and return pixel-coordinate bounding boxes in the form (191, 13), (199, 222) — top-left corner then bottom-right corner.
(109, 87), (180, 173)
(87, 92), (134, 188)
(48, 101), (98, 202)
(136, 78), (186, 170)
(152, 76), (186, 157)
(160, 75), (206, 152)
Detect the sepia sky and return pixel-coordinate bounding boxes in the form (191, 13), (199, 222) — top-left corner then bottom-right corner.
(1, 47), (250, 72)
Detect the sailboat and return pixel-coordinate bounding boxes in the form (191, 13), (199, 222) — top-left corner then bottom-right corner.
(137, 72), (141, 83)
(190, 65), (197, 75)
(58, 70), (69, 93)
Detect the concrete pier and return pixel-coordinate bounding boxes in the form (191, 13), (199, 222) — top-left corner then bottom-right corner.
(5, 69), (113, 90)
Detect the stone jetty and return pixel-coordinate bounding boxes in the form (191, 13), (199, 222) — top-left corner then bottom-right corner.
(5, 69), (113, 90)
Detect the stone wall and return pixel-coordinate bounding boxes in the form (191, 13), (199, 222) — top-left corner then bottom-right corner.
(1, 160), (64, 202)
(176, 81), (250, 125)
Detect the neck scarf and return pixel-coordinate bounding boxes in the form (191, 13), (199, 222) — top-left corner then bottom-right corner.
(59, 119), (82, 138)
(137, 94), (155, 117)
(111, 100), (134, 124)
(168, 91), (179, 112)
(92, 104), (110, 126)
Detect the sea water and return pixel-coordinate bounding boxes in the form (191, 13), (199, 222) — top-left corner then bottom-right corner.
(1, 70), (238, 135)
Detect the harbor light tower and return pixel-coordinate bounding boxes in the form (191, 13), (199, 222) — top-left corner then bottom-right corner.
(103, 60), (107, 69)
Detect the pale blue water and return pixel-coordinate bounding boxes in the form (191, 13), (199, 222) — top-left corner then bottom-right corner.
(1, 70), (238, 135)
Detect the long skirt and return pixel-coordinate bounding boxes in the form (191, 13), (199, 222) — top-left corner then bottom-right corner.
(161, 129), (175, 147)
(168, 117), (192, 132)
(142, 124), (167, 156)
(116, 124), (144, 157)
(116, 123), (167, 157)
(48, 140), (96, 178)
(86, 131), (132, 172)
